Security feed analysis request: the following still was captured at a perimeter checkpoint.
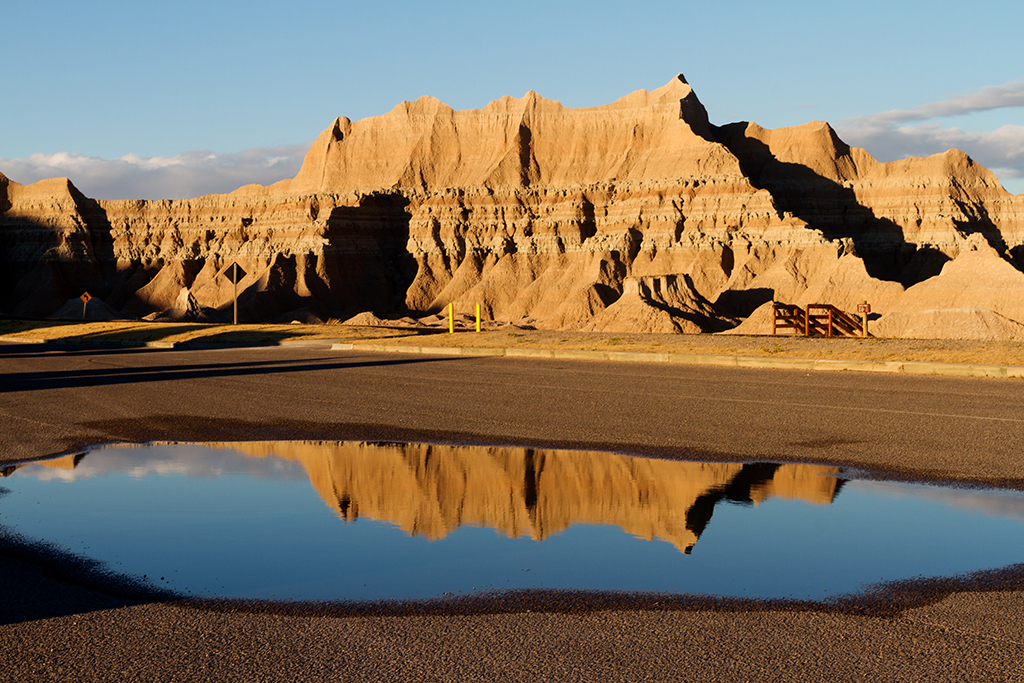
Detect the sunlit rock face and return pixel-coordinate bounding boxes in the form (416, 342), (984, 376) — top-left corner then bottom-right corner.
(2, 75), (1023, 336)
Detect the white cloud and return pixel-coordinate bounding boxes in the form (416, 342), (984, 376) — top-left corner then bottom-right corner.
(0, 143), (311, 200)
(836, 80), (1024, 194)
(846, 80), (1024, 127)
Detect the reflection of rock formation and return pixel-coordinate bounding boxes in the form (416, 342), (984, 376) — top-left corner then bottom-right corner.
(224, 441), (842, 554)
(2, 452), (84, 478)
(6, 442), (842, 553)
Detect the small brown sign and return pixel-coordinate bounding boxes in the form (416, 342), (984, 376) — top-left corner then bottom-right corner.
(80, 292), (92, 304)
(856, 303), (871, 314)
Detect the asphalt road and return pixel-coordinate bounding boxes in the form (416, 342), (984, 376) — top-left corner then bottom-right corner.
(3, 342), (1024, 681)
(4, 342), (1024, 481)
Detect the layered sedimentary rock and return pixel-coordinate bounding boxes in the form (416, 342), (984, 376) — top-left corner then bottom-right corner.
(3, 75), (1023, 336)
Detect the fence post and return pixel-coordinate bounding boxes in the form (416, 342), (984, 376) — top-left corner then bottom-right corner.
(448, 302), (454, 334)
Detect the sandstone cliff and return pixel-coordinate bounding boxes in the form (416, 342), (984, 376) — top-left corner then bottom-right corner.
(3, 76), (1023, 337)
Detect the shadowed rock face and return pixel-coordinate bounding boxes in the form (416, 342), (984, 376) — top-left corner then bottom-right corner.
(2, 76), (1023, 335)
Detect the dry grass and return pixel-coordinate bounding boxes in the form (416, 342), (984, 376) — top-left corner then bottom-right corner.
(393, 328), (1024, 366)
(4, 318), (1024, 366)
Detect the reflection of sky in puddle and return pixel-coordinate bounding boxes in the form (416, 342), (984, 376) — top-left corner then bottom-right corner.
(2, 441), (1024, 602)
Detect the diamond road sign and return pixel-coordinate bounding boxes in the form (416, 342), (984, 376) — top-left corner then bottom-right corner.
(223, 263), (247, 282)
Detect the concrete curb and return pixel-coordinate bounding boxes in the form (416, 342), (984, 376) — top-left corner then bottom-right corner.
(0, 336), (47, 344)
(331, 342), (1024, 379)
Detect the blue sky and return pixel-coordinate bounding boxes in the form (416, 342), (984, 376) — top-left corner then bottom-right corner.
(2, 0), (1021, 198)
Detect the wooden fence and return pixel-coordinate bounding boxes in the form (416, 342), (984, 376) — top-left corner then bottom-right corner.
(772, 303), (869, 337)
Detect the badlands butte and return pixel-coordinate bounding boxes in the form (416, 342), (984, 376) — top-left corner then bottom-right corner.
(3, 74), (1024, 338)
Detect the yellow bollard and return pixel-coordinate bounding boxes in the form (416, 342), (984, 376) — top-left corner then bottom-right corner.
(448, 302), (454, 334)
(476, 303), (481, 333)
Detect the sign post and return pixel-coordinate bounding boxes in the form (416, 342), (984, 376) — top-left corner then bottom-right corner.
(856, 302), (871, 337)
(221, 263), (247, 325)
(80, 292), (92, 320)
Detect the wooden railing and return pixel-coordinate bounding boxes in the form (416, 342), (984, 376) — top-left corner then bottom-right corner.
(772, 302), (870, 337)
(771, 303), (806, 335)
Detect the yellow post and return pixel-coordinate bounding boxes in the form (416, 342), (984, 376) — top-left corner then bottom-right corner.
(448, 302), (454, 334)
(476, 303), (481, 333)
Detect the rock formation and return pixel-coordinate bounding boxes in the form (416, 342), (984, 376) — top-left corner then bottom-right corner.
(3, 75), (1023, 338)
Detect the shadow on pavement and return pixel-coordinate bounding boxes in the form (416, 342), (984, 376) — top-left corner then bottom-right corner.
(0, 343), (179, 360)
(0, 353), (459, 393)
(0, 510), (178, 626)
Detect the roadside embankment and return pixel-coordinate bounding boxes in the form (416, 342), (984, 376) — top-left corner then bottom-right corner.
(3, 319), (1024, 377)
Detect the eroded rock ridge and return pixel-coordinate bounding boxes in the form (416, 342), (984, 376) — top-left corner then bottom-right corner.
(3, 74), (1023, 337)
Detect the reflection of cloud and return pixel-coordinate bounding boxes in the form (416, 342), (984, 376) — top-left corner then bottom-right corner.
(853, 480), (1024, 522)
(0, 143), (311, 200)
(16, 444), (308, 482)
(835, 80), (1024, 193)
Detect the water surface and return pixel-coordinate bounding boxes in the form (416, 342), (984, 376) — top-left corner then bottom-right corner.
(2, 441), (1023, 602)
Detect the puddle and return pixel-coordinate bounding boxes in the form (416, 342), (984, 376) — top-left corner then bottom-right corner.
(2, 441), (1024, 602)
